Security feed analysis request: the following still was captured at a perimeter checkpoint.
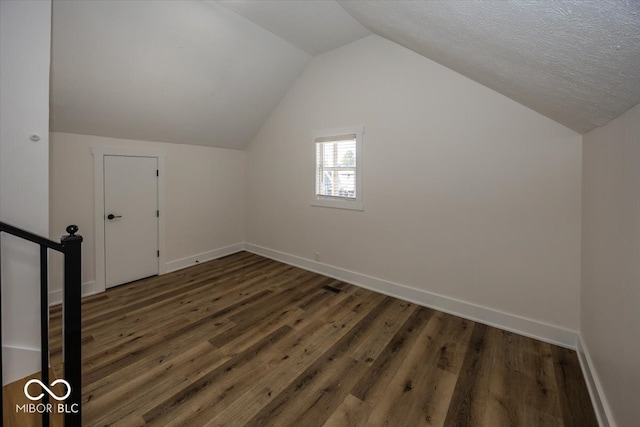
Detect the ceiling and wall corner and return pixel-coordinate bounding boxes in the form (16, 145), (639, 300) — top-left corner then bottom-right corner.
(338, 0), (640, 134)
(216, 0), (371, 55)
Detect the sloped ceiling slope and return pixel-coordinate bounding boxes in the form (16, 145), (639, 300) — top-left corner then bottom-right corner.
(50, 0), (310, 149)
(217, 0), (371, 55)
(51, 0), (640, 145)
(339, 0), (640, 133)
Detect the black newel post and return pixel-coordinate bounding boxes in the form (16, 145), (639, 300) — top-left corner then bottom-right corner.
(61, 225), (82, 427)
(0, 234), (3, 424)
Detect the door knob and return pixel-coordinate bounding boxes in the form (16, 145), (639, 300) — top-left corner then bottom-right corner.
(107, 214), (122, 220)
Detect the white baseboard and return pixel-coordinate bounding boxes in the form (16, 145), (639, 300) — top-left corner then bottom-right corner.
(48, 280), (97, 306)
(1, 345), (40, 386)
(244, 243), (579, 349)
(46, 242), (578, 350)
(165, 243), (245, 273)
(48, 244), (245, 304)
(576, 336), (615, 427)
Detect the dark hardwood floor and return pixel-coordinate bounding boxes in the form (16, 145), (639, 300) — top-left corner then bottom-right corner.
(49, 251), (597, 426)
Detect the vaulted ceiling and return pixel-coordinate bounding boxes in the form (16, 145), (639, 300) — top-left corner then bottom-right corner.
(50, 0), (640, 149)
(338, 0), (640, 134)
(51, 1), (311, 149)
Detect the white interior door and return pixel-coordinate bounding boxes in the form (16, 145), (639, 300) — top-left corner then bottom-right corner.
(104, 155), (159, 288)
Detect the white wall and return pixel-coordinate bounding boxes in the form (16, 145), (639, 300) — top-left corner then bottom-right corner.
(49, 132), (245, 296)
(0, 0), (52, 384)
(581, 103), (640, 427)
(246, 35), (583, 341)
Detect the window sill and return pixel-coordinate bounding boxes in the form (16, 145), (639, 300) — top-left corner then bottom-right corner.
(311, 197), (363, 211)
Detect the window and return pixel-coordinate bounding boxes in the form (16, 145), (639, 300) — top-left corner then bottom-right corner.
(312, 126), (363, 210)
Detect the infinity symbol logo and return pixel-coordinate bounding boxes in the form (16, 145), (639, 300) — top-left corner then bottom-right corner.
(24, 379), (72, 401)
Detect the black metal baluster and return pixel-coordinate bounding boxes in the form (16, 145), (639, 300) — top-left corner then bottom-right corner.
(40, 244), (50, 427)
(0, 233), (3, 424)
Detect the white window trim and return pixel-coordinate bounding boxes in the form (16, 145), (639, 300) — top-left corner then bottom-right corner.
(311, 125), (364, 211)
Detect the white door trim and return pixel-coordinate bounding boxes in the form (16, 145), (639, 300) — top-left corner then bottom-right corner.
(92, 146), (167, 294)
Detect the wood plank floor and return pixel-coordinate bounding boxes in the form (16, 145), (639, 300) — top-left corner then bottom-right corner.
(48, 251), (597, 426)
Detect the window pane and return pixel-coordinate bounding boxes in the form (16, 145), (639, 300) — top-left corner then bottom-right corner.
(316, 138), (356, 199)
(337, 170), (355, 198)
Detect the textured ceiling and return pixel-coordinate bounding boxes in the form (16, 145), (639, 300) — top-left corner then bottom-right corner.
(50, 0), (310, 149)
(50, 0), (640, 148)
(217, 0), (370, 55)
(338, 0), (640, 134)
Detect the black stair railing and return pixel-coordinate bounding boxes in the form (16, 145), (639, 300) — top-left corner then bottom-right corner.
(0, 222), (82, 427)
